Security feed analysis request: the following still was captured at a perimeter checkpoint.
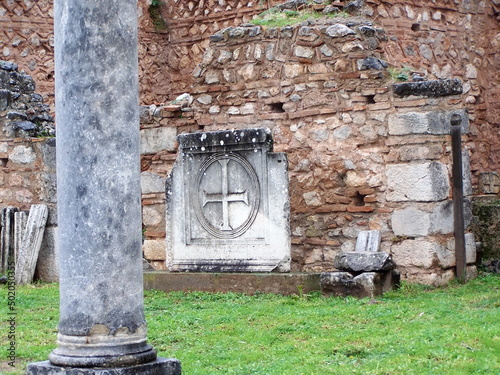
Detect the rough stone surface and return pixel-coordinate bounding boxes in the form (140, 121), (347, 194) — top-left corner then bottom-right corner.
(478, 173), (500, 194)
(9, 146), (36, 164)
(392, 207), (431, 236)
(320, 271), (400, 298)
(2, 2), (490, 286)
(325, 24), (356, 37)
(141, 172), (165, 194)
(392, 79), (462, 98)
(167, 128), (290, 272)
(388, 109), (469, 135)
(470, 198), (500, 260)
(429, 201), (454, 234)
(27, 358), (181, 375)
(333, 251), (396, 272)
(140, 127), (177, 154)
(143, 239), (166, 261)
(391, 234), (476, 271)
(386, 162), (450, 202)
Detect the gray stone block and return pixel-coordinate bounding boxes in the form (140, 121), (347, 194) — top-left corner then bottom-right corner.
(388, 109), (468, 135)
(390, 239), (473, 269)
(141, 172), (165, 194)
(386, 162), (450, 202)
(429, 201), (454, 234)
(392, 207), (431, 236)
(334, 252), (396, 272)
(320, 271), (400, 298)
(140, 127), (176, 154)
(9, 145), (36, 164)
(26, 358), (181, 375)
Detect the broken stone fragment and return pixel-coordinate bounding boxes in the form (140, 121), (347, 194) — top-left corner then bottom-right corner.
(333, 251), (396, 272)
(320, 270), (400, 298)
(325, 24), (356, 38)
(344, 0), (365, 13)
(0, 60), (18, 71)
(11, 120), (37, 132)
(357, 57), (388, 71)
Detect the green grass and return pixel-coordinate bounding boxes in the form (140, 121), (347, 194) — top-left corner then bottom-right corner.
(1, 275), (499, 374)
(251, 8), (348, 28)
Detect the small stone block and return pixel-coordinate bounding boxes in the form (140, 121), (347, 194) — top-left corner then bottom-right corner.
(320, 270), (400, 298)
(334, 252), (396, 272)
(355, 230), (381, 252)
(478, 172), (500, 194)
(26, 358), (181, 375)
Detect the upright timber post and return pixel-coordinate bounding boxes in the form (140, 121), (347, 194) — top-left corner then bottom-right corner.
(450, 113), (466, 282)
(27, 0), (180, 373)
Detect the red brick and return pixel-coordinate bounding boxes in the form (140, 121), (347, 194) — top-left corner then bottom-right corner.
(288, 109), (320, 119)
(393, 98), (429, 108)
(367, 102), (392, 111)
(316, 204), (348, 213)
(359, 188), (375, 195)
(347, 206), (375, 213)
(326, 240), (341, 247)
(305, 238), (327, 246)
(144, 231), (166, 238)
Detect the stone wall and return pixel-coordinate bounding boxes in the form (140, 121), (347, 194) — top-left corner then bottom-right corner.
(0, 0), (271, 106)
(138, 12), (480, 283)
(1, 0), (498, 186)
(0, 60), (57, 281)
(1, 1), (499, 283)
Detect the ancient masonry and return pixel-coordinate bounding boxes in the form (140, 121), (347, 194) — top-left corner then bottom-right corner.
(1, 1), (499, 284)
(1, 0), (498, 178)
(140, 11), (478, 284)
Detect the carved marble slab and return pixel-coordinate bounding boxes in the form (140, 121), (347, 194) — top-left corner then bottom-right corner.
(166, 128), (290, 272)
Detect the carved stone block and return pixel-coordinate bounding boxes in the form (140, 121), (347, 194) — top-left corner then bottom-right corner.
(166, 128), (290, 272)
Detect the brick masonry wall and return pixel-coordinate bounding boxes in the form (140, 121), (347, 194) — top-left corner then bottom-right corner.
(138, 15), (481, 283)
(1, 0), (498, 183)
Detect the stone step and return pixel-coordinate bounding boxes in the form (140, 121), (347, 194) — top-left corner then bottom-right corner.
(144, 271), (400, 298)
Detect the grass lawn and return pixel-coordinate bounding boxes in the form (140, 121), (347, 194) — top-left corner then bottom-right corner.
(1, 274), (499, 374)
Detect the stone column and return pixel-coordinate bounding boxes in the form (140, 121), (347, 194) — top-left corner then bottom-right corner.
(27, 0), (180, 373)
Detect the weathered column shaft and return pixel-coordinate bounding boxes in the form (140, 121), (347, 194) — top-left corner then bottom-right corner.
(49, 0), (154, 367)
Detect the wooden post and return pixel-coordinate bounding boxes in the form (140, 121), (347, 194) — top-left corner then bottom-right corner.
(451, 113), (466, 282)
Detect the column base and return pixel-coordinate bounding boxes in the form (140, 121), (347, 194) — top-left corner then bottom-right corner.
(26, 357), (181, 375)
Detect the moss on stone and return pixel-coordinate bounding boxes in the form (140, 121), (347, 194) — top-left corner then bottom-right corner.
(470, 198), (500, 260)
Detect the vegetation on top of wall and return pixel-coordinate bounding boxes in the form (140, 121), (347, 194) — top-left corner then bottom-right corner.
(251, 1), (348, 27)
(148, 0), (167, 30)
